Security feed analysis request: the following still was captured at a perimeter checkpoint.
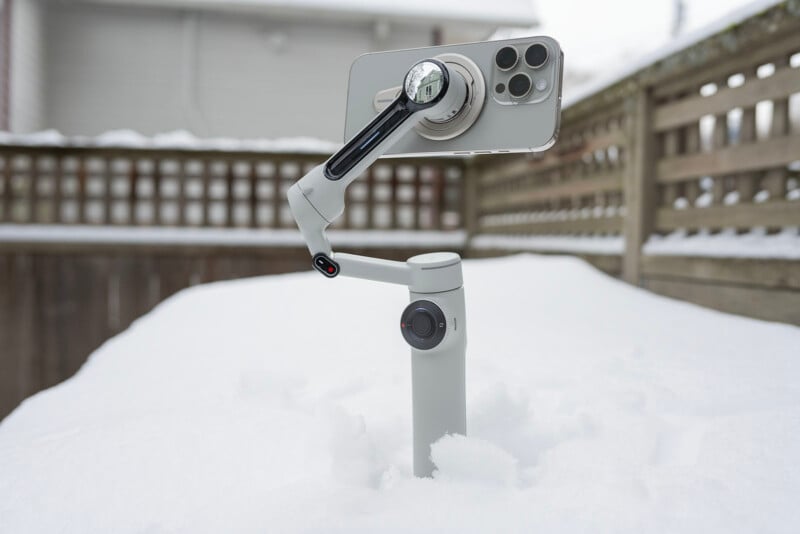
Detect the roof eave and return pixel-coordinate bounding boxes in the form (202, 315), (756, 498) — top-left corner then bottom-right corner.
(70, 0), (538, 29)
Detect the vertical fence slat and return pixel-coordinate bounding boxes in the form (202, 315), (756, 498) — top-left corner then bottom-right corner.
(153, 159), (162, 226)
(29, 155), (38, 223)
(366, 168), (375, 229)
(271, 161), (282, 229)
(390, 165), (398, 229)
(412, 166), (421, 231)
(53, 156), (63, 224)
(737, 68), (758, 210)
(225, 161), (235, 228)
(202, 159), (212, 227)
(0, 157), (8, 222)
(249, 160), (258, 229)
(103, 157), (112, 225)
(433, 166), (444, 230)
(763, 55), (791, 207)
(129, 158), (139, 226)
(456, 164), (473, 234)
(622, 87), (655, 284)
(76, 157), (87, 224)
(178, 159), (188, 227)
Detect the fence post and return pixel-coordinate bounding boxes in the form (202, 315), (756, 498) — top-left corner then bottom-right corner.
(622, 86), (655, 285)
(462, 158), (480, 251)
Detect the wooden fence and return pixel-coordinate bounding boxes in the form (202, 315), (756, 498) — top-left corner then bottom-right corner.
(467, 2), (800, 323)
(0, 147), (466, 231)
(2, 1), (800, 418)
(0, 148), (468, 418)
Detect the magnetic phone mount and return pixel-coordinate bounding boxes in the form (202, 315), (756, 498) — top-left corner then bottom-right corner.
(324, 59), (466, 181)
(372, 53), (486, 141)
(415, 54), (486, 140)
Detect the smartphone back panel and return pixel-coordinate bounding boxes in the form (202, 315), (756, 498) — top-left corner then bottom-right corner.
(344, 36), (563, 157)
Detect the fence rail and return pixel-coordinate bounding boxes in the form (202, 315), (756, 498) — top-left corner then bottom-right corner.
(2, 2), (800, 419)
(0, 146), (467, 231)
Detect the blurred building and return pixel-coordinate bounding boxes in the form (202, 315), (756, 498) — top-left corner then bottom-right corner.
(0, 0), (537, 141)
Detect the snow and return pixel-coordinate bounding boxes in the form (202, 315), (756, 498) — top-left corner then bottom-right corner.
(644, 228), (800, 259)
(0, 224), (467, 249)
(2, 254), (799, 532)
(0, 129), (341, 154)
(471, 233), (624, 255)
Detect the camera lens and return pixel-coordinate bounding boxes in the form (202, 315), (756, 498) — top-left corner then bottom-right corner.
(495, 46), (518, 71)
(525, 43), (548, 68)
(508, 73), (532, 98)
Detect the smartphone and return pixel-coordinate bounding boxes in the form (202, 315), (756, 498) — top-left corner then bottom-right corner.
(344, 36), (563, 157)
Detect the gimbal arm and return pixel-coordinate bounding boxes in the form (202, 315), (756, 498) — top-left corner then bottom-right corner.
(287, 59), (467, 284)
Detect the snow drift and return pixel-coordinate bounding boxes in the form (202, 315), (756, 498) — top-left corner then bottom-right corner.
(1, 255), (799, 532)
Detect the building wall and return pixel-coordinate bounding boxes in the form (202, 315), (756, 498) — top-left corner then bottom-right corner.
(44, 2), (433, 141)
(10, 0), (45, 133)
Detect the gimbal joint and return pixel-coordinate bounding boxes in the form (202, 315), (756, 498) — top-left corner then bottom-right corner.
(312, 253), (340, 278)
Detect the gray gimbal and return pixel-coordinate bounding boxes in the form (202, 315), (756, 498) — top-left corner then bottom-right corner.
(288, 59), (471, 477)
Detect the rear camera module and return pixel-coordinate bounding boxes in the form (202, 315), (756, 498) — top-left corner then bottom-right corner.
(508, 73), (532, 98)
(525, 43), (548, 69)
(495, 46), (518, 71)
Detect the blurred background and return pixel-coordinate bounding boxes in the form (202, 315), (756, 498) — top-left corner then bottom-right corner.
(1, 0), (799, 418)
(0, 0), (770, 140)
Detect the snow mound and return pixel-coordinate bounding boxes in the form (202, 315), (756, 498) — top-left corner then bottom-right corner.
(1, 254), (799, 532)
(431, 434), (519, 487)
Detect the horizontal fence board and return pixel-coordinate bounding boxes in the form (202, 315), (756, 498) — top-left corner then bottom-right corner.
(654, 66), (800, 131)
(562, 100), (628, 135)
(655, 201), (800, 230)
(657, 135), (800, 183)
(478, 157), (536, 187)
(478, 131), (626, 188)
(652, 27), (800, 99)
(480, 215), (623, 235)
(480, 173), (622, 211)
(0, 145), (466, 231)
(642, 255), (800, 290)
(643, 277), (800, 326)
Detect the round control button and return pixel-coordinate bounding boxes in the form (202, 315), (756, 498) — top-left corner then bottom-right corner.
(401, 300), (446, 350)
(411, 311), (434, 337)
